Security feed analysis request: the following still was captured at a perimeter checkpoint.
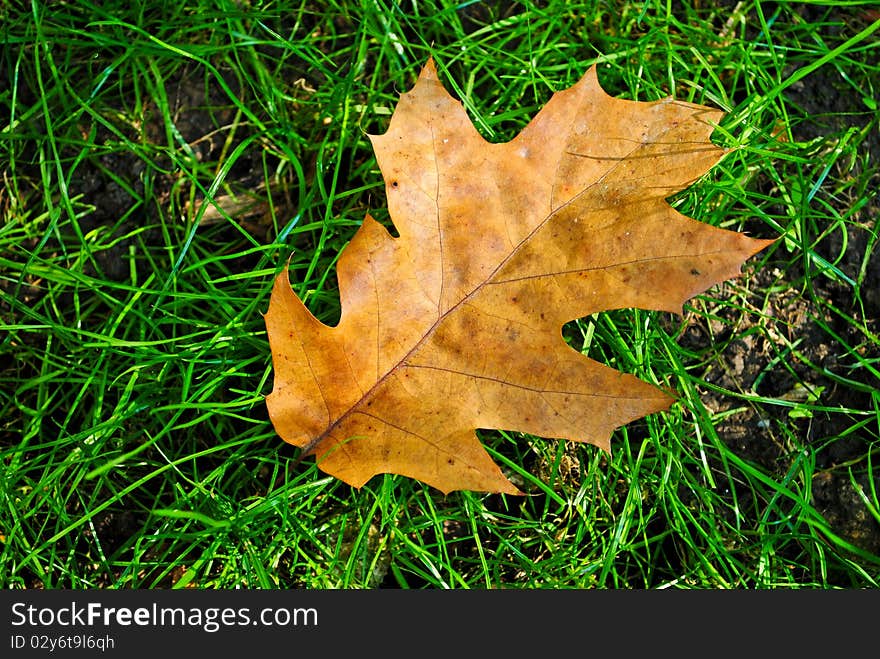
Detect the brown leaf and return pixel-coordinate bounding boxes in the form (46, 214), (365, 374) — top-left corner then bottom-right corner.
(265, 59), (774, 494)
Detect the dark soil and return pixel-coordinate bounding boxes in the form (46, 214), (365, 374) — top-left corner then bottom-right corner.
(674, 4), (880, 556)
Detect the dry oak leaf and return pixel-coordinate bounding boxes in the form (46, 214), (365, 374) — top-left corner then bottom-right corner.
(265, 58), (774, 495)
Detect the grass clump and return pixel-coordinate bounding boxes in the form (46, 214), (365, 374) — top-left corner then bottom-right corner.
(1, 0), (879, 588)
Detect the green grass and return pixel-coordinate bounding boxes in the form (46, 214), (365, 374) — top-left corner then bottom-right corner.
(2, 0), (879, 588)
